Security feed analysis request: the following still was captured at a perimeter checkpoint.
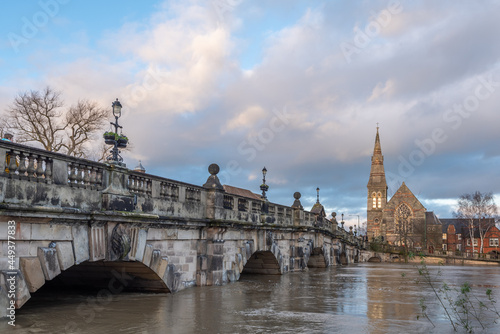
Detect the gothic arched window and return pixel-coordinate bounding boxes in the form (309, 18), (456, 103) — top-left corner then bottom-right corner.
(372, 192), (377, 208)
(377, 192), (382, 208)
(395, 203), (412, 233)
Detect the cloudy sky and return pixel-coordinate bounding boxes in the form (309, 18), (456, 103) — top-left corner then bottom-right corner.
(1, 0), (499, 227)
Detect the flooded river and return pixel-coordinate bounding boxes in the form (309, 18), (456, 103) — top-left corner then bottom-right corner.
(3, 263), (500, 333)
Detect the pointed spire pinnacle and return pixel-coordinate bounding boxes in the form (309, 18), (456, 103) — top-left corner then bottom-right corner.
(368, 126), (387, 188)
(316, 187), (320, 203)
(373, 125), (382, 156)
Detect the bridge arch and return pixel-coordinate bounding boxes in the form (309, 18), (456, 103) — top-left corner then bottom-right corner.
(6, 221), (189, 311)
(241, 251), (281, 275)
(339, 252), (348, 265)
(30, 260), (170, 295)
(307, 247), (327, 268)
(367, 256), (382, 262)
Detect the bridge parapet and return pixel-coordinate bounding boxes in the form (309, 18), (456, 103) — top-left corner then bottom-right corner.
(0, 140), (364, 239)
(0, 142), (372, 316)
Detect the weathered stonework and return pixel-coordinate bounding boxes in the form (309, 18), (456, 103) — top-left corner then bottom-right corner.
(72, 224), (90, 264)
(89, 225), (106, 261)
(37, 247), (61, 280)
(0, 141), (369, 316)
(55, 241), (75, 270)
(19, 257), (45, 292)
(1, 270), (31, 308)
(129, 227), (147, 261)
(142, 244), (154, 267)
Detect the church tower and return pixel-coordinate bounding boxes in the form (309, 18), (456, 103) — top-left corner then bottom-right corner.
(367, 127), (388, 239)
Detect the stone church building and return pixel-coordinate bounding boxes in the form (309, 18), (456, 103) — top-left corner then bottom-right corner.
(366, 128), (442, 251)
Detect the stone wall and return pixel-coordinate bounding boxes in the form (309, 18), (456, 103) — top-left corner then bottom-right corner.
(0, 141), (367, 317)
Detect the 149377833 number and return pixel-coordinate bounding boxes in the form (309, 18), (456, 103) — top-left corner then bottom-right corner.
(7, 220), (16, 271)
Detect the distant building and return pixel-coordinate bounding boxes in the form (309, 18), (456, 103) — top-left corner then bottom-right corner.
(440, 218), (498, 257)
(134, 161), (146, 173)
(461, 220), (499, 257)
(366, 128), (499, 257)
(440, 219), (463, 253)
(366, 128), (442, 251)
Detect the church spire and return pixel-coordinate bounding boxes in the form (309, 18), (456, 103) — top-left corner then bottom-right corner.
(368, 126), (386, 187)
(373, 125), (382, 156)
(367, 125), (388, 240)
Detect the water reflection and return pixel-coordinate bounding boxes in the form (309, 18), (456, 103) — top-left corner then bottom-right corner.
(2, 263), (500, 333)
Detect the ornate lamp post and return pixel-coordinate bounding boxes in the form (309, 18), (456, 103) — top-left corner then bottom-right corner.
(260, 167), (269, 199)
(104, 98), (128, 166)
(260, 167), (269, 214)
(350, 214), (360, 232)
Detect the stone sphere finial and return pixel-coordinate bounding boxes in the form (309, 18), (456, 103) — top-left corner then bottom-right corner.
(293, 192), (301, 200)
(332, 212), (336, 218)
(208, 163), (220, 175)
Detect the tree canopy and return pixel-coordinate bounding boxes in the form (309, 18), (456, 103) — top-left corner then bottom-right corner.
(455, 191), (497, 253)
(2, 86), (108, 159)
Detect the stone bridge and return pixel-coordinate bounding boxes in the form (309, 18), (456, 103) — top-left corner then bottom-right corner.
(0, 141), (372, 316)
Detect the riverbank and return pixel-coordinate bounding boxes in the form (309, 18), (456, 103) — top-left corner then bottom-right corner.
(398, 254), (500, 266)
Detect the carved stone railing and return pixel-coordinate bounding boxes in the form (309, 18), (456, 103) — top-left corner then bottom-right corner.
(0, 141), (346, 237)
(160, 181), (179, 201)
(185, 187), (201, 202)
(123, 170), (206, 218)
(67, 161), (104, 189)
(3, 147), (53, 182)
(128, 173), (152, 195)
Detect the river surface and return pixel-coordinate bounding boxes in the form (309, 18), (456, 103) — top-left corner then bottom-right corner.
(2, 263), (500, 333)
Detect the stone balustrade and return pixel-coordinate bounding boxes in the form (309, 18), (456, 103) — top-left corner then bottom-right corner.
(67, 161), (104, 189)
(128, 173), (152, 195)
(3, 146), (53, 182)
(160, 181), (180, 201)
(0, 140), (363, 245)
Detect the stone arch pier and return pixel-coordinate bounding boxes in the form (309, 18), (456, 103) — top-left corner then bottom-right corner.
(0, 141), (369, 316)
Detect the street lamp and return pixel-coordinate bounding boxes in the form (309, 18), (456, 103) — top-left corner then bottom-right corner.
(112, 98), (122, 117)
(260, 167), (269, 199)
(350, 214), (360, 232)
(260, 167), (269, 215)
(105, 98), (127, 166)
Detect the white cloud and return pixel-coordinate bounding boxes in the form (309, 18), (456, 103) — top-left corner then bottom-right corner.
(224, 105), (267, 133)
(368, 79), (395, 101)
(2, 0), (500, 219)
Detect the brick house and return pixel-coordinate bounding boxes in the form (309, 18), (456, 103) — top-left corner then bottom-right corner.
(440, 219), (463, 253)
(463, 224), (500, 258)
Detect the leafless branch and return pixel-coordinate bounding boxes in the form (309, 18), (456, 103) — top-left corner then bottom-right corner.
(3, 86), (110, 160)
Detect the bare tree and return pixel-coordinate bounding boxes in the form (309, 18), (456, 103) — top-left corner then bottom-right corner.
(87, 142), (110, 163)
(63, 100), (108, 158)
(4, 87), (108, 158)
(455, 191), (498, 254)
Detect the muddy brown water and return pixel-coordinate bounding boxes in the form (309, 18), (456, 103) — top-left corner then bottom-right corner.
(2, 263), (500, 333)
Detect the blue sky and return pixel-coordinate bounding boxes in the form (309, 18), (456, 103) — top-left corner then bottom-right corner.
(1, 0), (500, 228)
